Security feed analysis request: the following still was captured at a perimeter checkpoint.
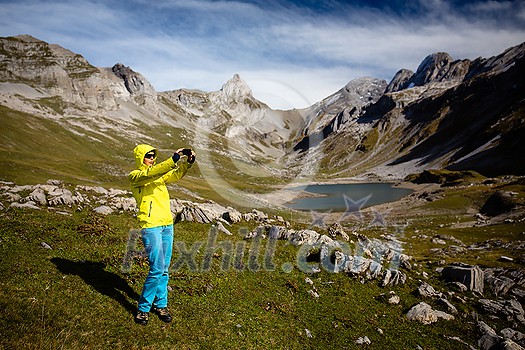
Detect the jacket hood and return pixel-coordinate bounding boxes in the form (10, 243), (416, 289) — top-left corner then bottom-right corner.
(133, 144), (156, 169)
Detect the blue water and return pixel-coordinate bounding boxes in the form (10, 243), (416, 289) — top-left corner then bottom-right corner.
(284, 183), (413, 212)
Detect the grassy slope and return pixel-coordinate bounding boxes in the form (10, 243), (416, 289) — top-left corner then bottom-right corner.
(0, 105), (132, 187)
(0, 104), (302, 209)
(2, 176), (525, 349)
(0, 207), (487, 350)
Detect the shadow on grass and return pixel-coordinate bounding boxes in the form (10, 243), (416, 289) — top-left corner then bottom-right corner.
(51, 257), (140, 315)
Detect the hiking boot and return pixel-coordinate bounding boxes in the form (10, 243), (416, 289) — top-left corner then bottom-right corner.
(153, 307), (172, 323)
(134, 311), (149, 325)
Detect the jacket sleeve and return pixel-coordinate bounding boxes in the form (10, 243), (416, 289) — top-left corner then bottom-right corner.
(162, 160), (193, 184)
(128, 158), (177, 187)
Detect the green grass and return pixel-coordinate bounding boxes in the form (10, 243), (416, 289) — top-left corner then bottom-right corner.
(1, 206), (504, 350)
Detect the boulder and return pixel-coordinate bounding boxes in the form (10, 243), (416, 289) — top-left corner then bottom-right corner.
(47, 188), (77, 206)
(478, 321), (503, 350)
(442, 263), (484, 293)
(479, 299), (525, 324)
(10, 201), (40, 210)
(418, 282), (443, 298)
(480, 190), (518, 217)
(215, 221), (232, 236)
(26, 188), (47, 205)
(477, 321), (525, 350)
(93, 205), (113, 215)
(289, 230), (320, 246)
(328, 222), (349, 241)
(406, 302), (454, 325)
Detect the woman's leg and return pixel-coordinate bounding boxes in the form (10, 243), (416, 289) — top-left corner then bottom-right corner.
(152, 224), (174, 309)
(137, 226), (165, 313)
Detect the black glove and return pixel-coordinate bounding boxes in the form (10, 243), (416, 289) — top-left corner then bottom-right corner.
(172, 152), (180, 162)
(180, 148), (195, 164)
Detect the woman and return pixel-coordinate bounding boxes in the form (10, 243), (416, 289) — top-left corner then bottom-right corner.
(128, 144), (195, 325)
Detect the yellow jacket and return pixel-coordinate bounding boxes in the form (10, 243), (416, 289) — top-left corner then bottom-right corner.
(128, 144), (192, 228)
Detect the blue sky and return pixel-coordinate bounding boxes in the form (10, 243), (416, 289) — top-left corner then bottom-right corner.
(1, 0), (524, 109)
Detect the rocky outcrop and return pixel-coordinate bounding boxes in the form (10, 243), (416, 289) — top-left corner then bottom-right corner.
(111, 63), (156, 97)
(0, 180), (278, 227)
(412, 52), (470, 87)
(244, 224), (411, 286)
(0, 35), (122, 110)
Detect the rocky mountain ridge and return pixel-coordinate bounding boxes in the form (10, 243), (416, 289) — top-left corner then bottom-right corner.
(1, 34), (524, 187)
(297, 41), (525, 179)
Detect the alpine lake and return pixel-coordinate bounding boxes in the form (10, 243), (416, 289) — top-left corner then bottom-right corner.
(283, 182), (413, 212)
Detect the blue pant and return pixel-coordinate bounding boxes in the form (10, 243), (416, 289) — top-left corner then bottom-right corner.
(137, 224), (173, 313)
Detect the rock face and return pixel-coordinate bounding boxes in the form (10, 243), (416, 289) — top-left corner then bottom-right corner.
(111, 63), (156, 97)
(412, 52), (470, 87)
(216, 73), (252, 102)
(385, 68), (413, 93)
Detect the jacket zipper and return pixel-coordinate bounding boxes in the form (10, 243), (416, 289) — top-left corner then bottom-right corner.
(148, 201), (152, 217)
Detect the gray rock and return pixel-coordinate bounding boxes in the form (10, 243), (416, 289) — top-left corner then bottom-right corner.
(10, 201), (40, 210)
(442, 263), (484, 293)
(501, 328), (525, 343)
(215, 221), (232, 236)
(289, 229), (319, 246)
(304, 329), (313, 338)
(499, 340), (525, 350)
(26, 188), (47, 205)
(40, 242), (52, 249)
(382, 269), (406, 287)
(76, 185), (108, 195)
(418, 282), (442, 298)
(479, 299), (525, 324)
(432, 237), (447, 245)
(328, 222), (349, 241)
(112, 197), (136, 212)
(486, 275), (516, 297)
(47, 179), (63, 186)
(355, 336), (371, 345)
(385, 68), (414, 93)
(268, 225), (291, 240)
(388, 294), (401, 305)
(47, 188), (76, 206)
(406, 302), (454, 325)
(447, 281), (468, 292)
(6, 192), (22, 202)
(222, 207), (243, 223)
(478, 322), (525, 350)
(93, 205), (113, 215)
(438, 298), (458, 314)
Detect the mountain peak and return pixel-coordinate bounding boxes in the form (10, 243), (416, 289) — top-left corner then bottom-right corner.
(386, 52), (472, 93)
(111, 63), (156, 96)
(220, 74), (252, 100)
(13, 34), (44, 43)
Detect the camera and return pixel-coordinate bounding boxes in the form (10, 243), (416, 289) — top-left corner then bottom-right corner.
(180, 148), (193, 157)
